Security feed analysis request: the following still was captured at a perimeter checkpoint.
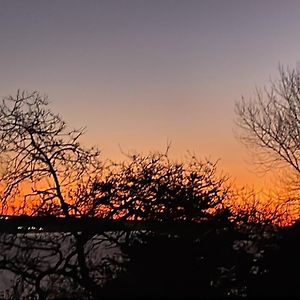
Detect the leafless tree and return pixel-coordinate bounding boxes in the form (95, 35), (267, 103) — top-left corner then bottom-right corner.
(235, 65), (300, 198)
(0, 91), (117, 299)
(0, 90), (101, 216)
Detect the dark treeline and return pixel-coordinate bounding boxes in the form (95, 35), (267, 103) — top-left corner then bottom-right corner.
(0, 213), (299, 298)
(0, 216), (228, 234)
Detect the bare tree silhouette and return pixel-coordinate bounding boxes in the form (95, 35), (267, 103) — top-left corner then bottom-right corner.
(235, 65), (300, 194)
(0, 90), (101, 216)
(234, 64), (300, 298)
(0, 91), (114, 298)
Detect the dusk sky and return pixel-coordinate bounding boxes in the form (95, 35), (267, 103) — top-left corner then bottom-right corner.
(1, 0), (300, 190)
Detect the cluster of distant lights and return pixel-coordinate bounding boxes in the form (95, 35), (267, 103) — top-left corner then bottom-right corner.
(17, 226), (44, 231)
(0, 216), (44, 231)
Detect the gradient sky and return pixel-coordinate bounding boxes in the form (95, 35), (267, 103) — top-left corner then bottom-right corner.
(1, 0), (300, 190)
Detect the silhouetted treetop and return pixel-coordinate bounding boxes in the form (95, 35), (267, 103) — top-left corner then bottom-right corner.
(0, 90), (101, 216)
(85, 151), (230, 222)
(235, 65), (300, 177)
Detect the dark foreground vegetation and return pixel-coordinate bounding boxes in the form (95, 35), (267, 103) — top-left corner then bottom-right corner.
(0, 214), (300, 299)
(1, 63), (300, 298)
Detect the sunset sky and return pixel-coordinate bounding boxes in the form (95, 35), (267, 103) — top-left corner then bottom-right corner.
(1, 0), (300, 190)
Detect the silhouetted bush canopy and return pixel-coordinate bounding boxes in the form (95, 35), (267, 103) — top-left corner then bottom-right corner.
(81, 152), (230, 222)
